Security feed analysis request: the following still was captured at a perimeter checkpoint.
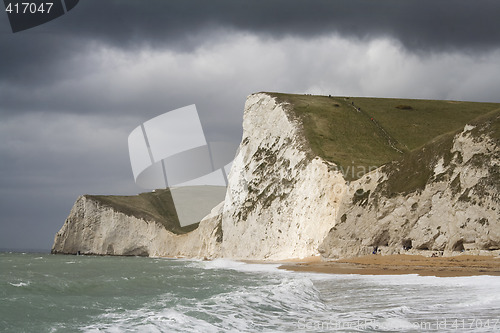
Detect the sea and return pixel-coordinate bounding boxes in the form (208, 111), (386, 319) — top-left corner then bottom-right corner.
(1, 252), (500, 333)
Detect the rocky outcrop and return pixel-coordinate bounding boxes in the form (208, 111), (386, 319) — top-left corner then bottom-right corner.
(319, 113), (500, 259)
(51, 195), (222, 258)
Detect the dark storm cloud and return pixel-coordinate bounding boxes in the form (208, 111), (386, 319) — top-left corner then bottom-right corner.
(0, 34), (82, 85)
(1, 0), (499, 115)
(2, 0), (500, 83)
(45, 0), (500, 52)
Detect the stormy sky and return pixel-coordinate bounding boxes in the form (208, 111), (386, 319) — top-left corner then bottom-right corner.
(1, 0), (500, 251)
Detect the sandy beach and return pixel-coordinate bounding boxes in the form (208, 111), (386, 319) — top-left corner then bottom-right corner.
(278, 254), (500, 277)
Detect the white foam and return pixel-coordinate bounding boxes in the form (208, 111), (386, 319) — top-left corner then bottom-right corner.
(375, 317), (418, 331)
(387, 305), (414, 315)
(354, 273), (500, 287)
(83, 307), (220, 333)
(83, 269), (328, 332)
(58, 258), (500, 333)
(201, 258), (283, 274)
(9, 281), (30, 287)
(448, 293), (500, 310)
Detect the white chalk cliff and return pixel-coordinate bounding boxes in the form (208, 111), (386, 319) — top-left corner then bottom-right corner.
(52, 195), (222, 258)
(52, 93), (500, 260)
(319, 117), (500, 259)
(219, 93), (345, 259)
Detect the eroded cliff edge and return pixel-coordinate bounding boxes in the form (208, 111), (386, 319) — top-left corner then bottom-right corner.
(319, 114), (500, 258)
(52, 93), (500, 260)
(221, 93), (345, 259)
(52, 191), (222, 258)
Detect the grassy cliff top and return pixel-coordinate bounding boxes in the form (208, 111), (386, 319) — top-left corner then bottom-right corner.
(269, 93), (500, 180)
(86, 189), (199, 234)
(381, 110), (500, 196)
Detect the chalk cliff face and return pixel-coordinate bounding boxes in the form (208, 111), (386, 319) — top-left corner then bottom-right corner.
(319, 115), (500, 259)
(52, 195), (222, 258)
(53, 93), (500, 260)
(220, 93), (346, 260)
(52, 93), (346, 260)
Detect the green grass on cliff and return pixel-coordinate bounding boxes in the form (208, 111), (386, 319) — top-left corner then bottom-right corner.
(381, 109), (500, 196)
(87, 189), (198, 234)
(269, 92), (500, 181)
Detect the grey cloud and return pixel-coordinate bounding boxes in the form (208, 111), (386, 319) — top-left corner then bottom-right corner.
(2, 0), (499, 116)
(2, 0), (500, 87)
(0, 112), (142, 250)
(40, 0), (500, 52)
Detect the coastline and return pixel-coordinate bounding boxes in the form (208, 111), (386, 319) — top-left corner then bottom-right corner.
(47, 252), (500, 278)
(277, 254), (500, 277)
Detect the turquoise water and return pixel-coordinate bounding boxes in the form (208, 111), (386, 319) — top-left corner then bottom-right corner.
(1, 252), (500, 332)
